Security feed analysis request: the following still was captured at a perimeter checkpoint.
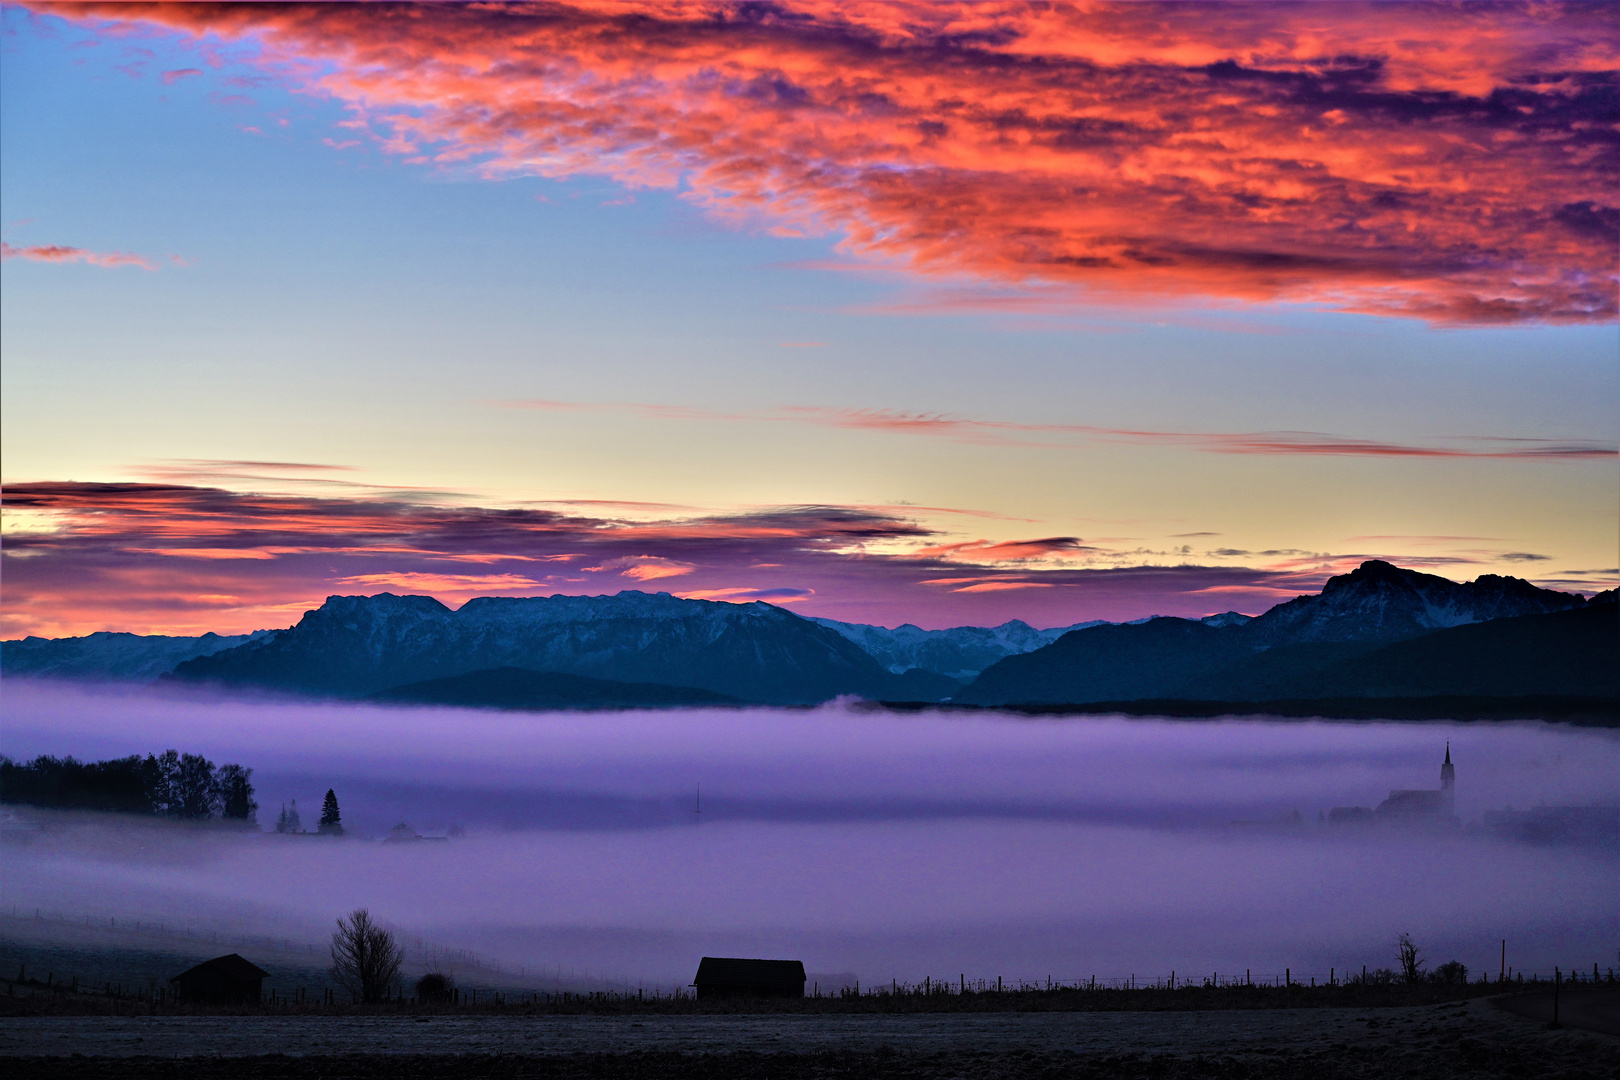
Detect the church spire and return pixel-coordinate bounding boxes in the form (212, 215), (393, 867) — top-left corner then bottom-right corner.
(1440, 742), (1455, 806)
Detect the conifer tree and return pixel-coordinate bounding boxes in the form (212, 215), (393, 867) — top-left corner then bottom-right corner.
(318, 788), (343, 835)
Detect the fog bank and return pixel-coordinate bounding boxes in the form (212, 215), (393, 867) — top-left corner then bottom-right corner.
(2, 680), (1615, 988)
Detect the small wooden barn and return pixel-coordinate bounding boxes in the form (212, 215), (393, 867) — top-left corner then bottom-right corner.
(691, 956), (806, 999)
(170, 953), (269, 1003)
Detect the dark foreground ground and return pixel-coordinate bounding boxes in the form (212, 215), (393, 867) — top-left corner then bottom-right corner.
(4, 992), (1617, 1079)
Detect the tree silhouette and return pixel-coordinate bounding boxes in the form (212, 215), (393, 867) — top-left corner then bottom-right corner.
(148, 750), (220, 818)
(275, 799), (303, 834)
(329, 908), (403, 1003)
(215, 764), (257, 823)
(318, 788), (343, 835)
(1396, 932), (1425, 983)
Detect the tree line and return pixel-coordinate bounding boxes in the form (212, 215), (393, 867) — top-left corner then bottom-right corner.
(0, 751), (257, 822)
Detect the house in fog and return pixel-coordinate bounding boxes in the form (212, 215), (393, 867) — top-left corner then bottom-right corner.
(692, 957), (806, 999)
(1329, 744), (1458, 827)
(170, 954), (269, 1003)
(382, 822), (449, 844)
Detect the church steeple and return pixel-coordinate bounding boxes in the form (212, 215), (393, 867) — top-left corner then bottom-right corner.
(1440, 742), (1455, 807)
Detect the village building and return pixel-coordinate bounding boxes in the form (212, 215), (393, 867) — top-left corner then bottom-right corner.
(170, 954), (269, 1003)
(691, 956), (806, 999)
(1329, 744), (1458, 827)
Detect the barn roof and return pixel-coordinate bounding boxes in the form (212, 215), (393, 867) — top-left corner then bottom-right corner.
(692, 957), (806, 988)
(171, 953), (270, 983)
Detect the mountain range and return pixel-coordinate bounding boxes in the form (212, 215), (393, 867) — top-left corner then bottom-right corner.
(0, 629), (273, 682)
(2, 560), (1612, 715)
(958, 561), (1614, 707)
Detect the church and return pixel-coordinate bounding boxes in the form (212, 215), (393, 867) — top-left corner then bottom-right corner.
(1329, 745), (1459, 827)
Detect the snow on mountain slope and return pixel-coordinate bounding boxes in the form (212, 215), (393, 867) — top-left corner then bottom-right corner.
(1200, 612), (1254, 629)
(807, 616), (1106, 679)
(1244, 561), (1588, 644)
(173, 590), (903, 705)
(0, 630), (274, 682)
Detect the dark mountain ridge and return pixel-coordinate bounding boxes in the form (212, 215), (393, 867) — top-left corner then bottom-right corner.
(957, 563), (1611, 707)
(0, 629), (272, 682)
(168, 590), (951, 705)
(1243, 559), (1589, 644)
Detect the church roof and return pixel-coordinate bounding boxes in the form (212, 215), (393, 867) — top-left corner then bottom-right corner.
(1377, 789), (1445, 815)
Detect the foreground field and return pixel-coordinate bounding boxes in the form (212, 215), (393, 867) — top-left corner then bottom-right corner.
(4, 994), (1618, 1079)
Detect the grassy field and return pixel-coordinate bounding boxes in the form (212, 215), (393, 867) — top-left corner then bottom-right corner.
(4, 995), (1618, 1078)
(3, 971), (1597, 1016)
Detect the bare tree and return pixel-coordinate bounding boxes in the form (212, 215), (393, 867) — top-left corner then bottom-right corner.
(1396, 932), (1424, 983)
(330, 908), (404, 1003)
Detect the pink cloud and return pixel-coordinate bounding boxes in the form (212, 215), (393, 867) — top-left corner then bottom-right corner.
(160, 67), (201, 84)
(950, 581), (1057, 594)
(1, 241), (157, 270)
(26, 1), (1617, 324)
(589, 555), (697, 582)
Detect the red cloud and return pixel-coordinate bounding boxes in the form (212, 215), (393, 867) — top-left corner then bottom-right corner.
(28, 2), (1618, 323)
(1, 241), (156, 270)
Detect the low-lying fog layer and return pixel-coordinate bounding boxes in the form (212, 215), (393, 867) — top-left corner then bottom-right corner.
(3, 680), (1615, 989)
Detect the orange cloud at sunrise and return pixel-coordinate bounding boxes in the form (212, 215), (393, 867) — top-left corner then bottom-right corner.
(40, 1), (1618, 323)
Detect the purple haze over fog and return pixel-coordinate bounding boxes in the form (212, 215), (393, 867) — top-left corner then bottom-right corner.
(2, 680), (1615, 988)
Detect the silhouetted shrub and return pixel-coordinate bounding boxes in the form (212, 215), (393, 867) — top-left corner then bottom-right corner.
(416, 972), (455, 1002)
(1432, 960), (1467, 984)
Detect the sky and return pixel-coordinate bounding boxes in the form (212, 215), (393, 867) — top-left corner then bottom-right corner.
(2, 1), (1616, 637)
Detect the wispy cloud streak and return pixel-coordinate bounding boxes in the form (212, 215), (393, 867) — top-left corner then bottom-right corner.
(33, 1), (1619, 323)
(1, 240), (156, 270)
(497, 399), (1619, 460)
